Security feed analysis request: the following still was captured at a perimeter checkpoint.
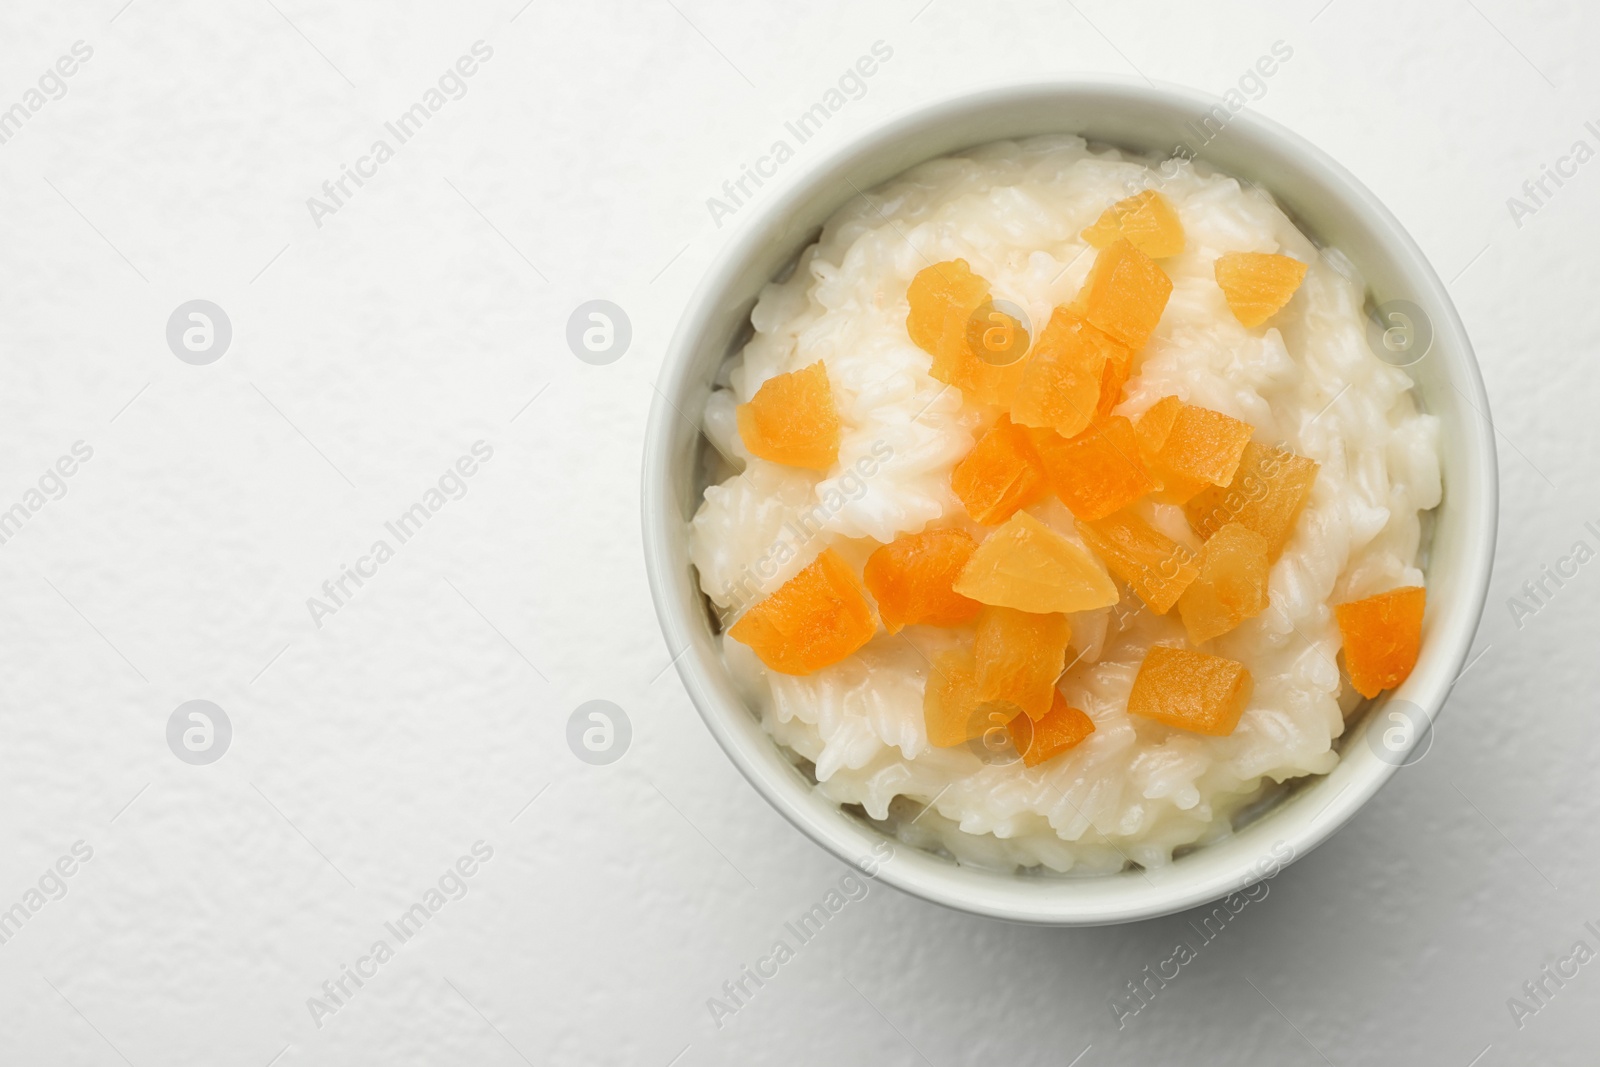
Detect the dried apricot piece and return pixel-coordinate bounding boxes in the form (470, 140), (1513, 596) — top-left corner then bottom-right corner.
(727, 548), (877, 675)
(1214, 252), (1308, 328)
(1007, 689), (1096, 767)
(736, 361), (841, 470)
(924, 647), (985, 747)
(952, 512), (1119, 614)
(973, 606), (1071, 721)
(1128, 645), (1253, 736)
(951, 415), (1048, 525)
(1025, 416), (1156, 522)
(1081, 190), (1185, 259)
(1069, 239), (1173, 351)
(1185, 442), (1319, 559)
(1335, 586), (1425, 699)
(1177, 523), (1271, 644)
(1011, 309), (1125, 437)
(863, 529), (982, 634)
(906, 259), (1030, 407)
(1078, 509), (1200, 615)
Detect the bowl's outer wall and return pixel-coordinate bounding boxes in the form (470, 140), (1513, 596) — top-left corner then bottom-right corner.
(643, 81), (1497, 925)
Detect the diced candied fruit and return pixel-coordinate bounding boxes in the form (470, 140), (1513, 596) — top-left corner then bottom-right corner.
(1011, 309), (1126, 437)
(952, 512), (1119, 614)
(1078, 509), (1200, 615)
(973, 606), (1071, 721)
(863, 528), (983, 633)
(1177, 523), (1271, 644)
(1081, 190), (1185, 259)
(1184, 442), (1319, 559)
(1157, 403), (1254, 487)
(727, 549), (877, 675)
(923, 647), (986, 747)
(1214, 251), (1308, 328)
(1130, 396), (1199, 504)
(735, 360), (841, 470)
(1335, 586), (1426, 699)
(907, 258), (988, 352)
(1025, 416), (1157, 522)
(1128, 645), (1253, 736)
(951, 415), (1048, 525)
(906, 259), (1030, 407)
(1095, 346), (1132, 417)
(1069, 239), (1173, 351)
(1135, 395), (1184, 455)
(1007, 689), (1096, 768)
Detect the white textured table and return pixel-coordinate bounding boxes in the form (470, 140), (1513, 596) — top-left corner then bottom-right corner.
(0, 1), (1590, 1063)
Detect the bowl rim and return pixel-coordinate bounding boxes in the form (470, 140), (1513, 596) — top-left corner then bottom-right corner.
(642, 76), (1498, 925)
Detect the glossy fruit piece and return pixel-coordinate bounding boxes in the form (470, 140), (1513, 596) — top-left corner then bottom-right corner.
(951, 415), (1048, 525)
(1025, 416), (1156, 522)
(1184, 442), (1319, 559)
(1134, 396), (1200, 504)
(1011, 309), (1126, 437)
(1214, 251), (1308, 328)
(1128, 645), (1253, 736)
(1177, 523), (1271, 644)
(923, 647), (985, 747)
(974, 606), (1071, 721)
(1095, 346), (1132, 418)
(1335, 586), (1426, 699)
(1081, 190), (1185, 258)
(952, 512), (1119, 614)
(735, 360), (841, 470)
(906, 259), (1030, 407)
(1157, 403), (1254, 487)
(1078, 509), (1200, 615)
(1007, 689), (1096, 768)
(1070, 239), (1173, 351)
(1135, 396), (1184, 455)
(862, 529), (983, 634)
(727, 548), (877, 675)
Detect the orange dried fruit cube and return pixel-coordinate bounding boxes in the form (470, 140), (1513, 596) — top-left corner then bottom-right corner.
(907, 258), (989, 352)
(974, 606), (1071, 721)
(1128, 645), (1253, 737)
(727, 548), (877, 675)
(1185, 442), (1319, 559)
(952, 512), (1119, 615)
(1078, 509), (1200, 615)
(736, 360), (841, 470)
(1135, 395), (1183, 455)
(1177, 523), (1271, 644)
(1025, 416), (1156, 522)
(1133, 395), (1204, 504)
(1069, 239), (1173, 351)
(951, 415), (1048, 525)
(1157, 403), (1253, 487)
(1335, 586), (1425, 699)
(1095, 346), (1132, 417)
(906, 259), (1030, 407)
(1081, 190), (1185, 259)
(1011, 309), (1126, 437)
(1007, 690), (1096, 768)
(1214, 251), (1308, 328)
(923, 647), (986, 747)
(862, 528), (982, 634)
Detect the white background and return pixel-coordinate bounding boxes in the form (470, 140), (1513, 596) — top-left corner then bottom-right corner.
(0, 0), (1591, 1064)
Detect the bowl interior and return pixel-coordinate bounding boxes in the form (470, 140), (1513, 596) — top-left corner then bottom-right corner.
(643, 81), (1496, 924)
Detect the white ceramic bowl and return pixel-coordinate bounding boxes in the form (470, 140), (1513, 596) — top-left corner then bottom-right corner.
(642, 80), (1497, 925)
